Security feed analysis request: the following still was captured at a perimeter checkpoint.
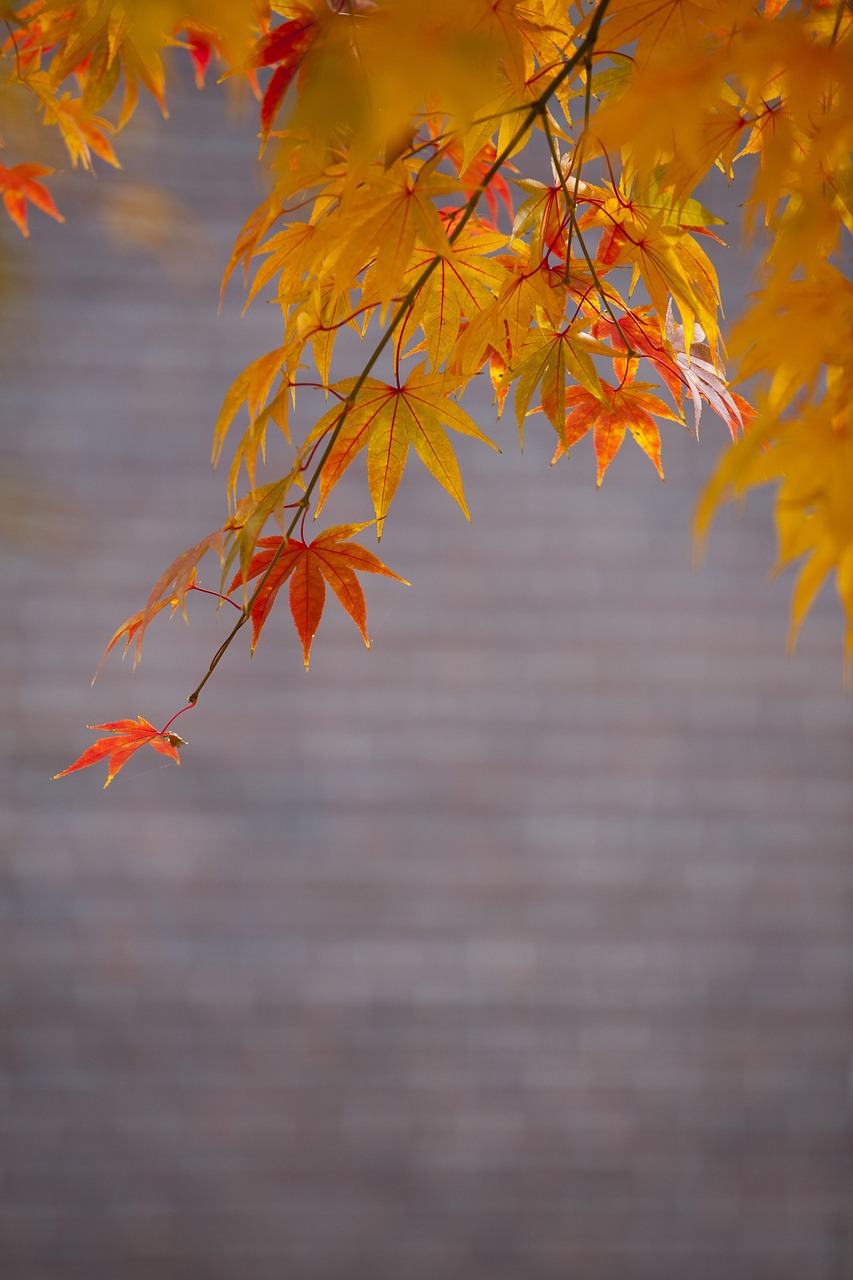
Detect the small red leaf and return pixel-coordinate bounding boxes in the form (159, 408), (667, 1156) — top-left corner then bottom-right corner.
(0, 164), (64, 237)
(184, 29), (214, 89)
(53, 717), (184, 788)
(254, 16), (319, 142)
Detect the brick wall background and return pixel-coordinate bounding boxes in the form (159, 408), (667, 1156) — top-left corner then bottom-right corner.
(2, 79), (852, 1280)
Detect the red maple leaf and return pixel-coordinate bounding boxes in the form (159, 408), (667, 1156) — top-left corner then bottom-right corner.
(183, 28), (215, 89)
(230, 522), (408, 667)
(552, 376), (683, 484)
(253, 12), (320, 142)
(53, 717), (186, 788)
(0, 164), (64, 237)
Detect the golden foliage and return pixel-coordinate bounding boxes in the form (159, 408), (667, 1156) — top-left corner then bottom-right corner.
(9, 0), (851, 776)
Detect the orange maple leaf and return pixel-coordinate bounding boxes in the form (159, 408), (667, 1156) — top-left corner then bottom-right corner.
(53, 717), (185, 789)
(230, 523), (408, 667)
(552, 378), (684, 484)
(95, 526), (228, 675)
(0, 164), (64, 237)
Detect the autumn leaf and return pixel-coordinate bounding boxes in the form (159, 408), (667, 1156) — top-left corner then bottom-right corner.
(592, 183), (722, 352)
(36, 87), (120, 170)
(94, 598), (175, 680)
(665, 301), (749, 440)
(398, 219), (507, 369)
(96, 526), (228, 675)
(449, 140), (514, 228)
(511, 172), (574, 261)
(328, 157), (460, 310)
(509, 319), (609, 443)
(230, 523), (408, 667)
(306, 364), (498, 535)
(253, 9), (320, 144)
(53, 717), (185, 788)
(451, 244), (569, 377)
(588, 0), (708, 68)
(591, 306), (679, 387)
(551, 378), (684, 484)
(212, 346), (290, 494)
(222, 467), (306, 586)
(182, 27), (215, 89)
(0, 164), (64, 237)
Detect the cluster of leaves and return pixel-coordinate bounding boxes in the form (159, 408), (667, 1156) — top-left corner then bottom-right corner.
(1, 0), (850, 784)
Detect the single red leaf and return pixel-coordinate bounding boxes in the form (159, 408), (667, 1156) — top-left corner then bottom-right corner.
(183, 28), (214, 89)
(230, 523), (408, 668)
(254, 15), (319, 141)
(53, 717), (185, 788)
(254, 16), (316, 68)
(552, 381), (682, 484)
(0, 164), (64, 237)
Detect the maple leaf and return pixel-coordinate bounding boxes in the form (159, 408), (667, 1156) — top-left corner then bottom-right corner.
(551, 376), (684, 484)
(448, 140), (514, 228)
(398, 220), (507, 368)
(94, 598), (175, 680)
(222, 466), (306, 586)
(230, 523), (408, 667)
(96, 527), (228, 675)
(35, 86), (120, 170)
(509, 319), (609, 443)
(451, 245), (569, 378)
(253, 9), (320, 144)
(182, 27), (215, 89)
(592, 304), (754, 441)
(511, 169), (576, 261)
(591, 180), (722, 352)
(591, 306), (686, 399)
(306, 363), (498, 535)
(328, 157), (460, 311)
(665, 302), (749, 440)
(589, 0), (706, 67)
(0, 163), (64, 237)
(53, 717), (185, 789)
(212, 346), (290, 494)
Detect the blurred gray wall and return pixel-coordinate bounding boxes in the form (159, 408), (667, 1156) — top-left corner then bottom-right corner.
(2, 77), (852, 1280)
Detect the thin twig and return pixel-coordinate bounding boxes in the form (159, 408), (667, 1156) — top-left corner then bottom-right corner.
(541, 111), (637, 365)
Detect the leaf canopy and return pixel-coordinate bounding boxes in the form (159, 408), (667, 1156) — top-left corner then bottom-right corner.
(8, 0), (851, 777)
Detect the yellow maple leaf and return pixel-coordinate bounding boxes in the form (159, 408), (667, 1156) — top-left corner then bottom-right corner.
(306, 364), (499, 534)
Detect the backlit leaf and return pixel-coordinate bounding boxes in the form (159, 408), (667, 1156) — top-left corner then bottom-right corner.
(0, 163), (64, 236)
(552, 379), (684, 484)
(229, 523), (408, 666)
(306, 365), (498, 535)
(53, 717), (184, 788)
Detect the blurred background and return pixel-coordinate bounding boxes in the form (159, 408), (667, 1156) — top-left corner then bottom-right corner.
(2, 73), (852, 1280)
